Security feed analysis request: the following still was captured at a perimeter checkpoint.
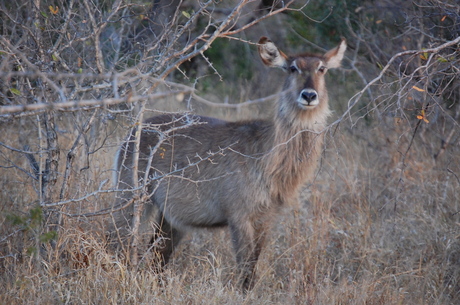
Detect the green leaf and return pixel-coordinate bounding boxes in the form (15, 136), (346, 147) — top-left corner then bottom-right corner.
(77, 68), (83, 74)
(27, 247), (38, 255)
(40, 231), (57, 243)
(182, 11), (191, 19)
(51, 53), (58, 61)
(9, 88), (21, 96)
(6, 213), (26, 227)
(41, 11), (48, 18)
(29, 206), (43, 228)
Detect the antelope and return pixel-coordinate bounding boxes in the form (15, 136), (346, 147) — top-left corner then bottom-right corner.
(111, 37), (346, 290)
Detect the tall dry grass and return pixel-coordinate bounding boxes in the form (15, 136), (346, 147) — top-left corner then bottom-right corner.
(1, 108), (459, 304)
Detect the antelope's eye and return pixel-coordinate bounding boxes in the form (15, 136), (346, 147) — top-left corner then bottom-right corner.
(318, 66), (327, 73)
(289, 65), (298, 73)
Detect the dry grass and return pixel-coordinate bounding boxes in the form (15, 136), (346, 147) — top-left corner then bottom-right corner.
(1, 108), (459, 304)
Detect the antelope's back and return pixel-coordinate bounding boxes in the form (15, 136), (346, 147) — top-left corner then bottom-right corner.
(117, 114), (273, 229)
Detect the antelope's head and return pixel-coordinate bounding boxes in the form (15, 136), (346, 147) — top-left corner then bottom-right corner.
(258, 37), (346, 111)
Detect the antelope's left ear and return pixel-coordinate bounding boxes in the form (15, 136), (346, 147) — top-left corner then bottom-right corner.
(324, 39), (347, 69)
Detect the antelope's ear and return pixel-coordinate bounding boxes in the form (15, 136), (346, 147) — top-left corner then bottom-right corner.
(324, 39), (347, 69)
(258, 37), (288, 70)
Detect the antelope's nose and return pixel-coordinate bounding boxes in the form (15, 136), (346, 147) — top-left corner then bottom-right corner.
(301, 90), (317, 103)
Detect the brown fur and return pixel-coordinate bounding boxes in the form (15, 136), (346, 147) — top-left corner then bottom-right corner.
(111, 37), (346, 290)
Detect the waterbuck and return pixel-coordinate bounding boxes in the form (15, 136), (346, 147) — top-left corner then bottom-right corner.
(111, 37), (346, 290)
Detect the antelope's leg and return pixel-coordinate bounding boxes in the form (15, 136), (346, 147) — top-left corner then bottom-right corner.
(151, 211), (183, 270)
(229, 219), (263, 291)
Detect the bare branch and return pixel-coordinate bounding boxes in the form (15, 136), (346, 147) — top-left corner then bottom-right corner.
(0, 90), (192, 115)
(335, 36), (460, 126)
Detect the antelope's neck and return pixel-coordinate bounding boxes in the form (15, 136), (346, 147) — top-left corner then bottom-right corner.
(265, 100), (330, 205)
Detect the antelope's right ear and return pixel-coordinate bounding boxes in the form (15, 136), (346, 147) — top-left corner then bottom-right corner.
(258, 37), (288, 70)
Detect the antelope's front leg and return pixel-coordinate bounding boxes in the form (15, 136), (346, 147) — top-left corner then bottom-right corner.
(229, 219), (265, 291)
